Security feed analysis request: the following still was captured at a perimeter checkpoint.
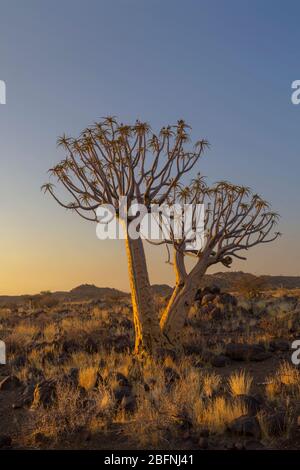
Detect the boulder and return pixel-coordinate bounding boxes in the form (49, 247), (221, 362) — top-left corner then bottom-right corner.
(62, 339), (80, 354)
(12, 383), (35, 408)
(84, 337), (98, 354)
(269, 339), (289, 352)
(228, 415), (261, 439)
(32, 379), (57, 408)
(0, 375), (22, 391)
(120, 318), (133, 330)
(211, 354), (229, 368)
(112, 385), (132, 402)
(111, 371), (130, 387)
(198, 437), (209, 449)
(211, 307), (222, 321)
(114, 334), (131, 353)
(11, 355), (27, 368)
(236, 394), (262, 416)
(201, 293), (215, 305)
(121, 395), (137, 413)
(225, 343), (271, 362)
(219, 292), (237, 306)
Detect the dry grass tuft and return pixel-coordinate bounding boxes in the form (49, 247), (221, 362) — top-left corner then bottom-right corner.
(277, 361), (300, 387)
(228, 370), (253, 396)
(199, 396), (247, 433)
(202, 372), (222, 398)
(79, 366), (98, 391)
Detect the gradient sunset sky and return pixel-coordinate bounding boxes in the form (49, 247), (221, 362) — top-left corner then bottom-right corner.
(0, 0), (300, 295)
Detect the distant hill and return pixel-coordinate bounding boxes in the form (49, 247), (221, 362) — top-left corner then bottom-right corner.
(151, 284), (173, 297)
(0, 284), (127, 307)
(198, 272), (300, 291)
(65, 284), (127, 301)
(1, 273), (300, 307)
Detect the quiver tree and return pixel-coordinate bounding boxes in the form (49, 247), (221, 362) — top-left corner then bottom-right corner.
(158, 180), (281, 345)
(42, 117), (280, 356)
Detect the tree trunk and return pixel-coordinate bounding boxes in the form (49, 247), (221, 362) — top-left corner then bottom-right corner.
(160, 261), (208, 346)
(125, 233), (165, 355)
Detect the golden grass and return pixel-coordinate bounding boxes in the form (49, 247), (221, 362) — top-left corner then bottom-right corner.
(43, 323), (58, 342)
(202, 372), (222, 398)
(277, 361), (300, 387)
(6, 322), (39, 350)
(265, 362), (300, 402)
(265, 380), (281, 401)
(198, 396), (247, 433)
(78, 366), (98, 391)
(228, 370), (253, 396)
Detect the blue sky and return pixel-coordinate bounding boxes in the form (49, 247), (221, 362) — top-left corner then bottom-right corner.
(0, 0), (299, 294)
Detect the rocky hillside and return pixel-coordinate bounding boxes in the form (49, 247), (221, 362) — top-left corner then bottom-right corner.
(1, 272), (300, 307)
(199, 272), (300, 290)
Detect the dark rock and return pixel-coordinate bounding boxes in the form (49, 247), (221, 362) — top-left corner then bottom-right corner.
(42, 350), (56, 364)
(251, 351), (272, 362)
(210, 286), (221, 295)
(84, 337), (98, 354)
(113, 334), (131, 353)
(198, 428), (209, 438)
(184, 344), (203, 356)
(73, 426), (92, 441)
(200, 350), (215, 363)
(173, 409), (193, 430)
(11, 355), (26, 368)
(112, 385), (132, 402)
(198, 437), (209, 449)
(54, 354), (68, 365)
(32, 379), (57, 408)
(0, 375), (22, 391)
(244, 440), (265, 450)
(121, 395), (137, 413)
(233, 442), (244, 450)
(34, 432), (50, 445)
(202, 293), (215, 305)
(225, 343), (271, 362)
(211, 354), (229, 368)
(236, 395), (262, 416)
(0, 435), (12, 448)
(120, 318), (133, 330)
(194, 289), (204, 302)
(211, 307), (222, 321)
(164, 367), (180, 388)
(70, 367), (79, 384)
(61, 368), (79, 387)
(219, 293), (237, 306)
(12, 383), (35, 408)
(270, 339), (289, 352)
(156, 348), (177, 361)
(113, 372), (130, 387)
(27, 366), (45, 381)
(182, 430), (191, 441)
(62, 339), (80, 354)
(228, 415), (261, 439)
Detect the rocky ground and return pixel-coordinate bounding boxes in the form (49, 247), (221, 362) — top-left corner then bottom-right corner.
(0, 286), (300, 450)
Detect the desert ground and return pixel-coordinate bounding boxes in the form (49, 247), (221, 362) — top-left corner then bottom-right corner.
(0, 278), (300, 450)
